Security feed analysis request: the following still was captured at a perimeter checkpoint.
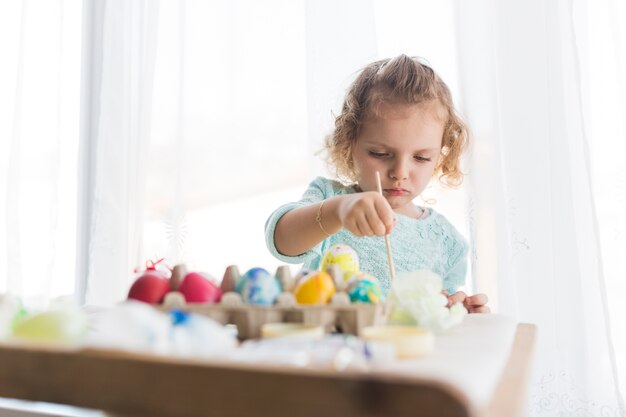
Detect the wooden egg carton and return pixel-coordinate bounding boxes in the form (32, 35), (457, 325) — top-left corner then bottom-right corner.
(157, 264), (388, 340)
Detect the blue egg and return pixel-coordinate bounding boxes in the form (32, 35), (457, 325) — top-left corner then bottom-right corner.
(347, 273), (383, 304)
(236, 267), (282, 306)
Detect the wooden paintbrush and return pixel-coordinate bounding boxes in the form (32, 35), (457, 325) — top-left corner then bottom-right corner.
(376, 171), (396, 283)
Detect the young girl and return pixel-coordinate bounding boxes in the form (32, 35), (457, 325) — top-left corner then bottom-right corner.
(265, 55), (489, 313)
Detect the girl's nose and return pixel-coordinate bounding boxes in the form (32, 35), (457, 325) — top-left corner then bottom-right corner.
(389, 160), (409, 180)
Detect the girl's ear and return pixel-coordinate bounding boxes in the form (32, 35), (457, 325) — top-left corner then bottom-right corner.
(347, 146), (359, 180)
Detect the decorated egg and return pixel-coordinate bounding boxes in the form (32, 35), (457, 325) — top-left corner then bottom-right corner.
(320, 244), (359, 281)
(236, 268), (281, 306)
(12, 308), (88, 344)
(128, 270), (170, 304)
(346, 273), (383, 304)
(294, 271), (336, 304)
(178, 272), (222, 303)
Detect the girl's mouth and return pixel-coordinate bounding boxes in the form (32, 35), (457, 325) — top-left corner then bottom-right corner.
(384, 188), (409, 196)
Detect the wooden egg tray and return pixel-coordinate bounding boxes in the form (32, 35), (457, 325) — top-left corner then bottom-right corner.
(155, 264), (388, 340)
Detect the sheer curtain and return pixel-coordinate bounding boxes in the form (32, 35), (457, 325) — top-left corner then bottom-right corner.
(79, 0), (160, 305)
(0, 1), (81, 308)
(455, 0), (625, 413)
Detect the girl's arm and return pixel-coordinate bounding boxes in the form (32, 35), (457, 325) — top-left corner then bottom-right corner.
(274, 192), (395, 256)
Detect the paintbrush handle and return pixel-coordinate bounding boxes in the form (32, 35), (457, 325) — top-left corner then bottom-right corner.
(376, 172), (396, 282)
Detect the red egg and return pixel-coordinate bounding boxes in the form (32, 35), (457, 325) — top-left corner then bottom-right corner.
(127, 271), (170, 304)
(178, 272), (222, 303)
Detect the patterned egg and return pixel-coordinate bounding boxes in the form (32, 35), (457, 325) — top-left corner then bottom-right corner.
(320, 244), (359, 281)
(294, 271), (336, 304)
(346, 273), (383, 304)
(236, 268), (281, 306)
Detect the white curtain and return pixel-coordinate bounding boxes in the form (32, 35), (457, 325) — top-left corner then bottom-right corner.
(0, 1), (81, 308)
(79, 0), (160, 305)
(456, 0), (625, 413)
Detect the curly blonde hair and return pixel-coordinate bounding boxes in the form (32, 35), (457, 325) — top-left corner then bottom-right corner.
(324, 55), (469, 187)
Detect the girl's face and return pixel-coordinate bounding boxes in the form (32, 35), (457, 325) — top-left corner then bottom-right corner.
(352, 102), (444, 217)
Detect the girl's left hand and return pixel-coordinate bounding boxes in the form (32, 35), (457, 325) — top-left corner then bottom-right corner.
(444, 291), (491, 314)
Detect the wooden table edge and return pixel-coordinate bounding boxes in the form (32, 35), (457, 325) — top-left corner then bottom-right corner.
(482, 323), (537, 417)
(0, 322), (537, 417)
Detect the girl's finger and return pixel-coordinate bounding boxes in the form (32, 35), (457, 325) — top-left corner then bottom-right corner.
(356, 216), (375, 237)
(465, 293), (488, 307)
(364, 208), (387, 236)
(469, 305), (491, 314)
(347, 219), (364, 237)
(447, 291), (467, 307)
(375, 198), (396, 233)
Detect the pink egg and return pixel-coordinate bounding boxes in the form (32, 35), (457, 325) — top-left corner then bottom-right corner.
(178, 272), (222, 303)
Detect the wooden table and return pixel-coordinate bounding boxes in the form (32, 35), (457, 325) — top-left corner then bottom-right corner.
(0, 322), (535, 417)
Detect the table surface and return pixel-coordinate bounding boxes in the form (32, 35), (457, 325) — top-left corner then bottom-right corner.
(0, 315), (536, 417)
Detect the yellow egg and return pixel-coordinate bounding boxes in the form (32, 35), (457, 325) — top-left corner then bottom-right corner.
(293, 271), (336, 304)
(320, 244), (359, 280)
(12, 309), (88, 344)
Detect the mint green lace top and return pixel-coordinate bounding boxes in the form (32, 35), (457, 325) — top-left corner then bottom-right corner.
(265, 177), (468, 294)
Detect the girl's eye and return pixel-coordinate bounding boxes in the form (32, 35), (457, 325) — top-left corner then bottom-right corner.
(414, 155), (432, 162)
(369, 151), (389, 158)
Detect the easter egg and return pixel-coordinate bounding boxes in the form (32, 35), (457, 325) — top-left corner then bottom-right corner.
(294, 271), (336, 304)
(179, 272), (222, 303)
(236, 268), (281, 306)
(293, 269), (316, 286)
(12, 309), (88, 344)
(346, 273), (383, 304)
(128, 270), (170, 304)
(320, 244), (359, 280)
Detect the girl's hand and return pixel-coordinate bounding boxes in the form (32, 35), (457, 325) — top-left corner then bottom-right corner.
(337, 192), (396, 237)
(444, 290), (491, 314)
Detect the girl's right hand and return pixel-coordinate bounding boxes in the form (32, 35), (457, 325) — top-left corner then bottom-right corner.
(336, 192), (396, 237)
